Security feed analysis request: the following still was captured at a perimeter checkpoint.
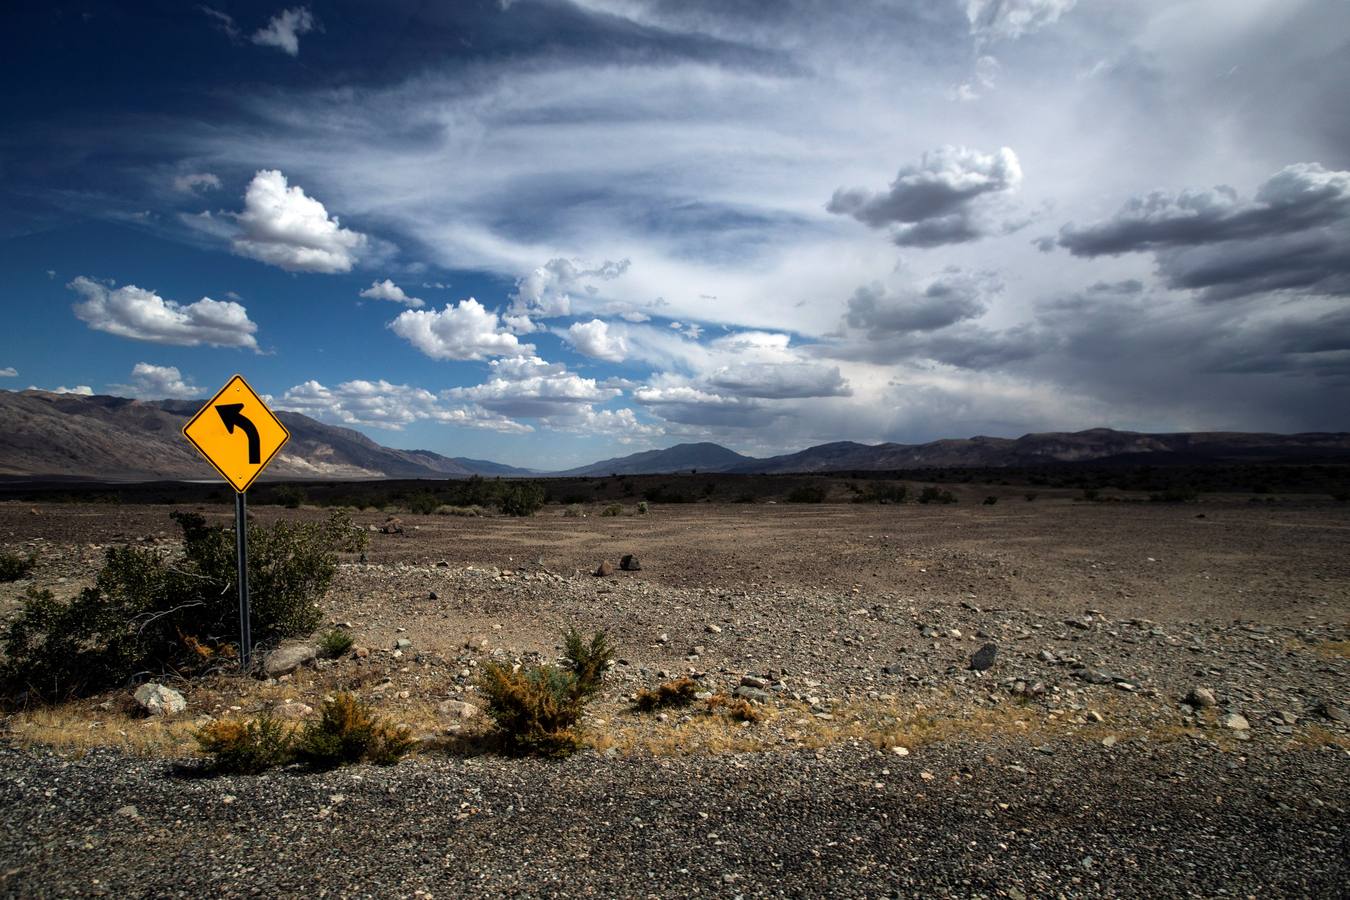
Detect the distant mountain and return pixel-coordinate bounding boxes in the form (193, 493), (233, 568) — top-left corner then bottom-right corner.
(0, 390), (516, 482)
(449, 457), (538, 477)
(554, 442), (754, 476)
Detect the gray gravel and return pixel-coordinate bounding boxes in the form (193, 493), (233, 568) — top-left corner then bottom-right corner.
(2, 737), (1345, 898)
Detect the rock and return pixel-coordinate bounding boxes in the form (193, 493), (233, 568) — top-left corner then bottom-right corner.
(733, 686), (772, 704)
(620, 554), (641, 571)
(882, 663), (905, 675)
(705, 623), (722, 634)
(395, 638), (413, 650)
(272, 702), (313, 720)
(428, 591), (439, 601)
(740, 675), (770, 690)
(1038, 649), (1058, 664)
(1086, 710), (1105, 723)
(115, 805), (140, 819)
(656, 633), (669, 644)
(1067, 617), (1092, 630)
(263, 643), (318, 677)
(379, 517), (404, 534)
(132, 683), (186, 717)
(594, 560), (615, 577)
(1319, 703), (1349, 725)
(438, 699), (481, 719)
(352, 646), (369, 659)
(969, 642), (997, 672)
(890, 746), (910, 757)
(1221, 713), (1251, 731)
(1185, 686), (1217, 708)
(1101, 736), (1117, 748)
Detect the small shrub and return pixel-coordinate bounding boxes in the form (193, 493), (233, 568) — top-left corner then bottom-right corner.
(498, 482), (546, 517)
(405, 492), (440, 515)
(600, 503), (623, 517)
(195, 714), (295, 774)
(918, 486), (956, 505)
(0, 551), (35, 582)
(436, 504), (484, 517)
(706, 692), (761, 723)
(563, 627), (613, 698)
(853, 483), (907, 504)
(636, 501), (649, 515)
(1024, 492), (1038, 502)
(634, 677), (699, 712)
(562, 504), (586, 518)
(1149, 485), (1198, 503)
(1081, 488), (1100, 502)
(273, 485), (306, 509)
(786, 484), (828, 503)
(318, 629), (355, 659)
(982, 495), (998, 505)
(294, 692), (414, 769)
(477, 661), (587, 756)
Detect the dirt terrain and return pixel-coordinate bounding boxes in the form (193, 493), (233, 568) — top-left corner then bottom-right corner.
(1, 493), (1347, 897)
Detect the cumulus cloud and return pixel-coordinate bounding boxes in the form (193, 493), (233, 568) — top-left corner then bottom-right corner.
(359, 279), (424, 308)
(509, 258), (631, 319)
(707, 362), (851, 399)
(280, 379), (530, 432)
(172, 172), (222, 194)
(110, 363), (202, 399)
(390, 298), (532, 360)
(966, 0), (1077, 42)
(69, 277), (259, 349)
(0, 367), (16, 377)
(232, 170), (367, 273)
(32, 384), (94, 396)
(446, 355), (621, 418)
(844, 272), (996, 336)
(1057, 163), (1350, 300)
(632, 383), (775, 428)
(251, 6), (315, 56)
(565, 319), (628, 362)
(827, 146), (1022, 247)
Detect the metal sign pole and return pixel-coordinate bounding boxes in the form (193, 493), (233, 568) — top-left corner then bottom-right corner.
(235, 489), (252, 670)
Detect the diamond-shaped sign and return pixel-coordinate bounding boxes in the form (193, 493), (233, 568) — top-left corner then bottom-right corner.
(182, 375), (290, 493)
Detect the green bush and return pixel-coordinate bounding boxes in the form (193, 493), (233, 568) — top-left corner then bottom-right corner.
(1, 510), (367, 704)
(478, 628), (612, 756)
(636, 501), (649, 514)
(294, 692), (414, 768)
(436, 504), (484, 517)
(634, 677), (698, 712)
(0, 551), (35, 582)
(786, 484), (828, 503)
(497, 482), (546, 517)
(318, 628), (355, 659)
(272, 485), (307, 509)
(853, 483), (907, 504)
(983, 495), (998, 505)
(918, 486), (956, 505)
(195, 714), (295, 774)
(600, 503), (623, 517)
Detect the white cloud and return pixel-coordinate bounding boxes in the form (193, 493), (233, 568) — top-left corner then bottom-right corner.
(510, 257), (631, 319)
(232, 170), (367, 273)
(389, 298), (532, 360)
(31, 384), (94, 396)
(251, 6), (315, 56)
(565, 318), (629, 362)
(446, 355), (622, 419)
(69, 277), (259, 349)
(359, 279), (424, 307)
(280, 379), (530, 432)
(172, 172), (222, 194)
(966, 0), (1077, 42)
(0, 367), (16, 377)
(110, 363), (203, 399)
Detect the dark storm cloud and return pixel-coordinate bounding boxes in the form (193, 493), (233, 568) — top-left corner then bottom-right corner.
(827, 146), (1023, 247)
(707, 362), (851, 399)
(844, 276), (991, 335)
(1157, 230), (1350, 302)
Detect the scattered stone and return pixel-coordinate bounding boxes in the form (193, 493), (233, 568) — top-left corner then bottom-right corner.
(1185, 686), (1217, 708)
(352, 646), (369, 659)
(272, 702), (313, 720)
(891, 746), (910, 757)
(594, 561), (615, 577)
(428, 591), (439, 601)
(740, 675), (770, 690)
(395, 638), (413, 650)
(1221, 713), (1251, 731)
(132, 683), (186, 717)
(1318, 703), (1349, 725)
(1075, 669), (1115, 685)
(882, 663), (906, 676)
(733, 686), (772, 704)
(1086, 710), (1105, 724)
(438, 699), (481, 719)
(969, 642), (997, 672)
(115, 805), (140, 819)
(705, 624), (722, 634)
(263, 643), (318, 677)
(620, 554), (641, 571)
(1101, 736), (1117, 748)
(379, 517), (404, 535)
(1038, 649), (1058, 664)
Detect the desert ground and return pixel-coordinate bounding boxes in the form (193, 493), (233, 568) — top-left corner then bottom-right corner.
(1, 488), (1347, 897)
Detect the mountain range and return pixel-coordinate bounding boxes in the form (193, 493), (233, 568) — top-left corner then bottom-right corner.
(2, 389), (1348, 482)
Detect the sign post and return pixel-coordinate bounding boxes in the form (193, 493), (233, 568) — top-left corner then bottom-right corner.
(182, 375), (290, 669)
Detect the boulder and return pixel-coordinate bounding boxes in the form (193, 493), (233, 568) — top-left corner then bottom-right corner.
(733, 686), (772, 704)
(133, 683), (186, 717)
(620, 554), (641, 571)
(438, 699), (481, 719)
(1221, 713), (1251, 731)
(263, 643), (318, 677)
(969, 642), (998, 672)
(594, 560), (615, 577)
(380, 517), (404, 535)
(1185, 686), (1217, 708)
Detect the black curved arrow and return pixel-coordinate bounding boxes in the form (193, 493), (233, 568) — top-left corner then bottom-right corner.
(216, 403), (260, 464)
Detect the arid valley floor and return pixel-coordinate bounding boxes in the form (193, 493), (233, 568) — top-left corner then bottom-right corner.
(1, 490), (1347, 897)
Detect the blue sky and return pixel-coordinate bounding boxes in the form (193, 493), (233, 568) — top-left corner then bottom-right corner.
(2, 1), (1348, 468)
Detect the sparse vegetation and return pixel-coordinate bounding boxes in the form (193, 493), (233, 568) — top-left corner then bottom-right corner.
(786, 483), (828, 503)
(563, 504), (586, 518)
(195, 713), (295, 774)
(272, 485), (307, 509)
(634, 677), (699, 712)
(983, 495), (998, 505)
(1024, 492), (1038, 501)
(436, 504), (484, 517)
(294, 692), (414, 768)
(0, 550), (35, 582)
(637, 500), (649, 514)
(706, 692), (762, 723)
(477, 628), (612, 756)
(0, 510), (367, 704)
(318, 628), (355, 659)
(497, 482), (546, 517)
(600, 503), (624, 517)
(853, 482), (907, 504)
(918, 486), (956, 505)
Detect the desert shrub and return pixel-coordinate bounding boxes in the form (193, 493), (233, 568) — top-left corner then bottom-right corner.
(195, 714), (295, 774)
(562, 504), (586, 518)
(983, 496), (998, 505)
(786, 484), (828, 504)
(1149, 485), (1198, 503)
(853, 483), (907, 504)
(478, 628), (612, 756)
(1080, 487), (1100, 502)
(0, 551), (35, 582)
(405, 492), (440, 515)
(1024, 492), (1038, 502)
(563, 627), (613, 698)
(636, 501), (649, 515)
(917, 486), (956, 505)
(600, 503), (623, 517)
(294, 692), (414, 768)
(272, 485), (306, 509)
(706, 692), (762, 723)
(436, 504), (484, 517)
(497, 482), (546, 517)
(634, 677), (699, 712)
(0, 510), (367, 703)
(318, 628), (355, 659)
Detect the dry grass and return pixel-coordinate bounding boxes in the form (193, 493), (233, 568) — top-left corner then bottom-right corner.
(6, 704), (202, 756)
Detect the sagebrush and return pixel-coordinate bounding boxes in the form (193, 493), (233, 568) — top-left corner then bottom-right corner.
(294, 692), (414, 768)
(0, 551), (35, 582)
(195, 714), (295, 774)
(634, 677), (699, 712)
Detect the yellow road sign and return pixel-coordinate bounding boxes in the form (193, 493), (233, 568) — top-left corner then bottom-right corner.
(182, 374), (290, 493)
